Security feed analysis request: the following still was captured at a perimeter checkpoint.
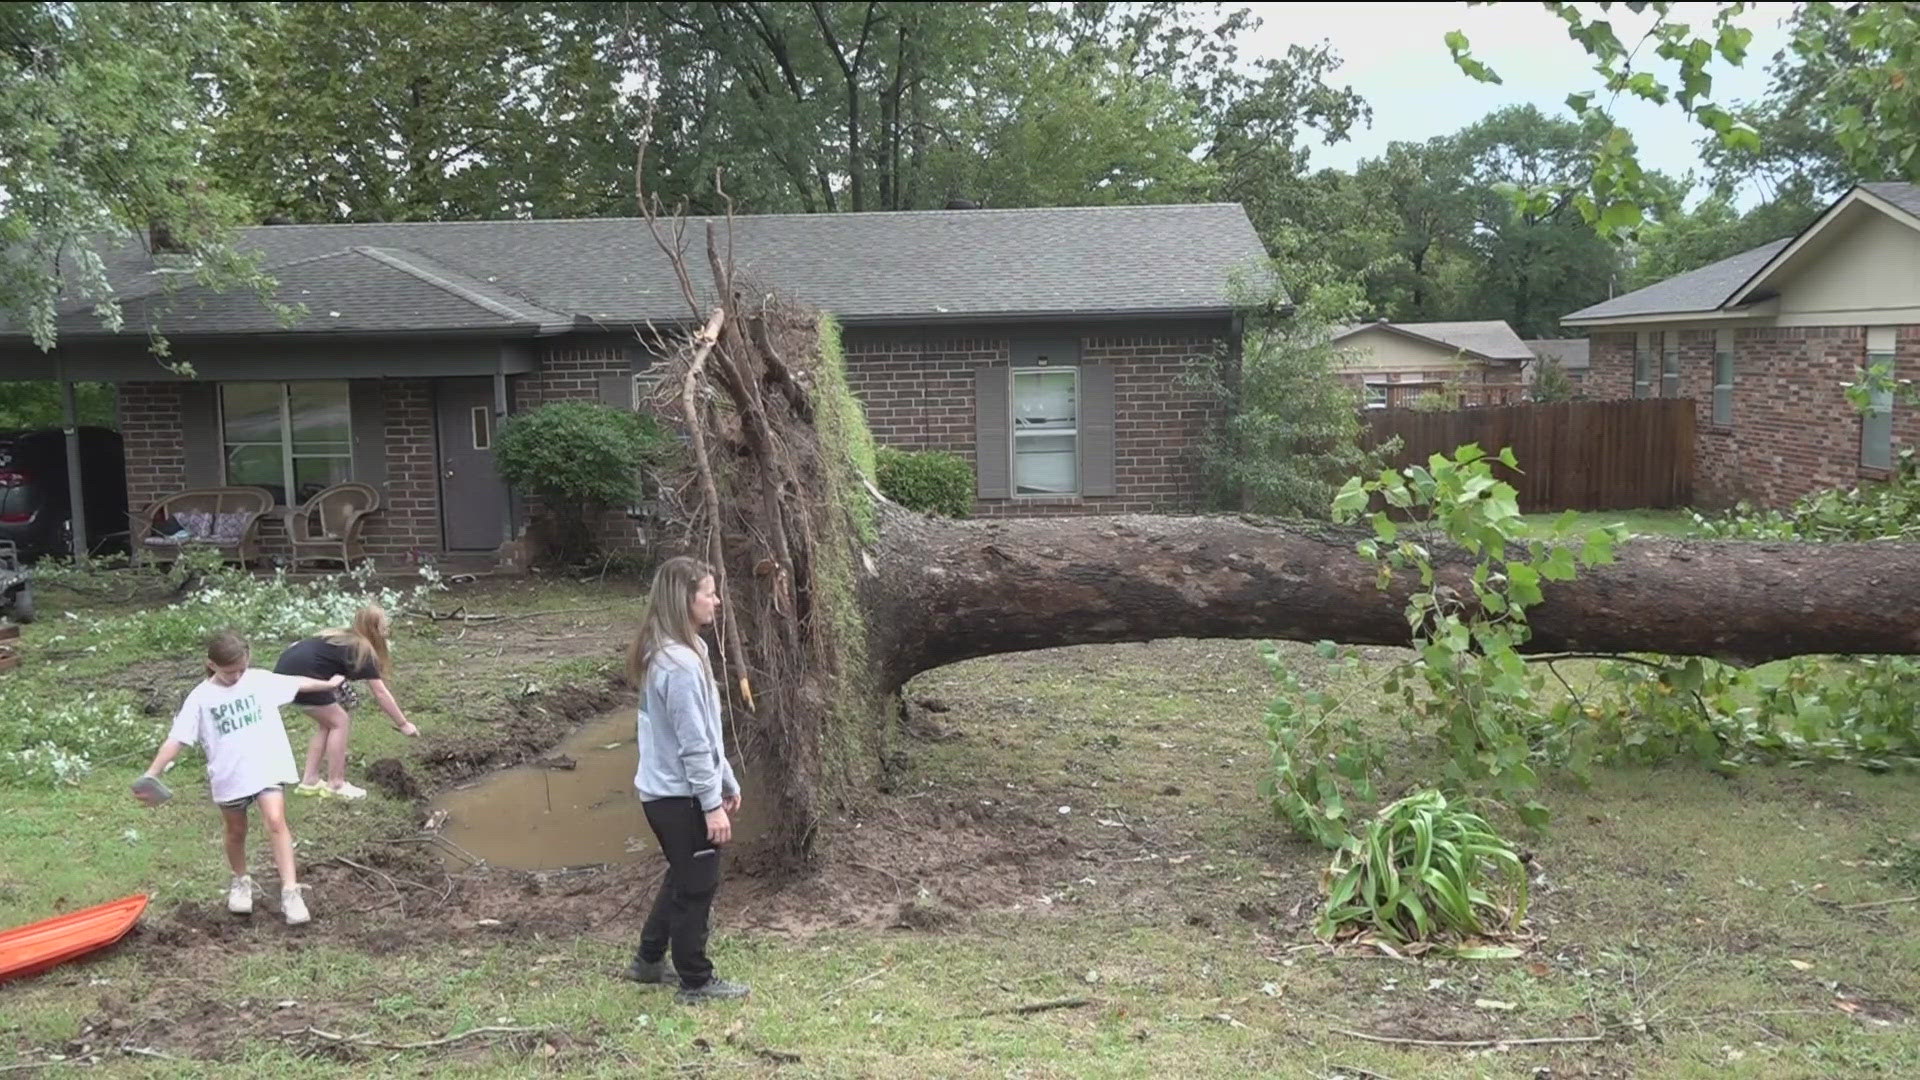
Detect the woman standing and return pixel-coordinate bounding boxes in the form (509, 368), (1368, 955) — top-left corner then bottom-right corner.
(623, 556), (749, 1004)
(273, 604), (419, 800)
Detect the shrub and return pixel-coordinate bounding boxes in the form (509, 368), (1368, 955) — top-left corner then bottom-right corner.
(1318, 789), (1529, 949)
(493, 402), (669, 562)
(875, 447), (973, 517)
(1693, 448), (1920, 541)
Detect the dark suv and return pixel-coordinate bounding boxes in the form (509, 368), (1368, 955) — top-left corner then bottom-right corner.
(0, 427), (129, 560)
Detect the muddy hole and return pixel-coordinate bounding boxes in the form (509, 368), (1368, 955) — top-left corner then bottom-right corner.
(430, 710), (769, 871)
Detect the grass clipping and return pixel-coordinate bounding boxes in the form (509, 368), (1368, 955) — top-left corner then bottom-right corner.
(638, 220), (884, 868)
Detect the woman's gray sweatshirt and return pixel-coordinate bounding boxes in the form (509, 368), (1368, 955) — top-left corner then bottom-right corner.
(632, 642), (739, 811)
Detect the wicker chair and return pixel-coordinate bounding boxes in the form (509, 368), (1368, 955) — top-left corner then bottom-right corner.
(279, 482), (381, 571)
(129, 487), (277, 568)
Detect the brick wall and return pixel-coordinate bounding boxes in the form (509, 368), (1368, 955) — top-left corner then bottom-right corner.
(362, 379), (441, 559)
(842, 324), (1224, 516)
(1586, 325), (1920, 507)
(119, 383), (186, 512)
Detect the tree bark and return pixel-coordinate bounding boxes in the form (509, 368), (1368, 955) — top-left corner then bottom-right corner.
(862, 508), (1920, 691)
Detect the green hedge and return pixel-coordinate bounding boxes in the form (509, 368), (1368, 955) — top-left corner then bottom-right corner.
(875, 447), (973, 518)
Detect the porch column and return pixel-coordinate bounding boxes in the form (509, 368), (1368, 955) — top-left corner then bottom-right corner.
(494, 359), (513, 543)
(54, 351), (86, 564)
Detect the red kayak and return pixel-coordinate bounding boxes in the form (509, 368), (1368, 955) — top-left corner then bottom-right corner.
(0, 894), (149, 983)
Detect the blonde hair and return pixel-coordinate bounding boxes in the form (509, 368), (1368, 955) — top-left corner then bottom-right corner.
(627, 556), (714, 685)
(206, 631), (249, 666)
(319, 604), (392, 679)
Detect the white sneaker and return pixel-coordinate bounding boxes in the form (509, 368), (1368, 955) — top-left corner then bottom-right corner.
(282, 884), (311, 926)
(227, 874), (255, 915)
(328, 781), (368, 801)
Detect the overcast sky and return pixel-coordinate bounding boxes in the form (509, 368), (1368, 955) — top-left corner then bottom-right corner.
(1245, 2), (1798, 207)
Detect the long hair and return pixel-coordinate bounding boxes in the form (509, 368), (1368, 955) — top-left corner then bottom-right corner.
(319, 604), (392, 679)
(627, 556), (714, 686)
(206, 630), (249, 666)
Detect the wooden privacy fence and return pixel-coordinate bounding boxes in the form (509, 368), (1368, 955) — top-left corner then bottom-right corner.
(1361, 398), (1695, 511)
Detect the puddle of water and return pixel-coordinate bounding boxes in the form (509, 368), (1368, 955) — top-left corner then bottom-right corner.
(430, 710), (768, 871)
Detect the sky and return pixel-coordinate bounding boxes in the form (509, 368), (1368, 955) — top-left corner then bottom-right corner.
(1244, 2), (1798, 207)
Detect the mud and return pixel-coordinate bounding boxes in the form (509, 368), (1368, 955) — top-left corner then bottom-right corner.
(428, 710), (771, 871)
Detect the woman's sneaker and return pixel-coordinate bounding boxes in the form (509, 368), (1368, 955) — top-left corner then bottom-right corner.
(226, 874), (255, 915)
(282, 885), (311, 926)
(622, 957), (679, 985)
(328, 781), (368, 801)
(676, 978), (750, 1004)
(293, 781), (330, 797)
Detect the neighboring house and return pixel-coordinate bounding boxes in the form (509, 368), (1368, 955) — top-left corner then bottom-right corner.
(0, 203), (1269, 562)
(1562, 181), (1920, 508)
(1331, 319), (1532, 408)
(1523, 338), (1590, 394)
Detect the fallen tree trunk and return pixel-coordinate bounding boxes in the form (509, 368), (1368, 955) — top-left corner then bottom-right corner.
(629, 188), (1920, 866)
(864, 507), (1920, 690)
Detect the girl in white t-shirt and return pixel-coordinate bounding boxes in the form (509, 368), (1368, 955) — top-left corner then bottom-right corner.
(135, 632), (344, 926)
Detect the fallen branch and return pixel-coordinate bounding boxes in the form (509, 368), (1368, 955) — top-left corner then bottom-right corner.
(1329, 1025), (1605, 1049)
(331, 856), (436, 894)
(964, 997), (1095, 1019)
(280, 1024), (547, 1051)
(1840, 895), (1920, 910)
(725, 1021), (801, 1065)
(819, 964), (891, 1001)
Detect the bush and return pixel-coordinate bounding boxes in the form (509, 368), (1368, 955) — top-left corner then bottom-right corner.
(875, 448), (973, 517)
(1693, 448), (1920, 541)
(493, 402), (670, 562)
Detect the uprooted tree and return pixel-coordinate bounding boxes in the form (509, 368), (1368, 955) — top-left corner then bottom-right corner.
(633, 208), (1920, 869)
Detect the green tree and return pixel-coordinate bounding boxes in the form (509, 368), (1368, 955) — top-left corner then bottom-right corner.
(1451, 106), (1630, 337)
(1626, 185), (1824, 289)
(1191, 233), (1391, 518)
(0, 2), (273, 351)
(1446, 3), (1920, 233)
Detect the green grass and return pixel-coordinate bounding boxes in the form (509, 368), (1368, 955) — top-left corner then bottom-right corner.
(4, 579), (1919, 1077)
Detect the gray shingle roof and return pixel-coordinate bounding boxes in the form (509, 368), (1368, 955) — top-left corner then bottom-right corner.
(1565, 179), (1920, 324)
(1862, 180), (1920, 218)
(1523, 338), (1590, 370)
(30, 203), (1271, 340)
(1562, 238), (1789, 323)
(102, 247), (572, 336)
(1334, 319), (1532, 362)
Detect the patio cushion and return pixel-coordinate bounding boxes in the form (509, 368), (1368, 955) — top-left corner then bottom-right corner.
(211, 512), (250, 543)
(174, 510), (213, 539)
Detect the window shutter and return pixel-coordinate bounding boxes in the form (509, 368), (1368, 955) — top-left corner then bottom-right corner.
(181, 381), (221, 488)
(1079, 363), (1116, 497)
(597, 373), (635, 409)
(349, 379), (389, 494)
(974, 366), (1011, 499)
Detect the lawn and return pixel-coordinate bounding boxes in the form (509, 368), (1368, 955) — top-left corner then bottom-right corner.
(3, 569), (1917, 1077)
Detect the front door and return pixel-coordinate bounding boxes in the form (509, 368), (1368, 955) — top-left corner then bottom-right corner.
(435, 377), (509, 551)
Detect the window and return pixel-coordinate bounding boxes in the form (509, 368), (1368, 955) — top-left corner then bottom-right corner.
(1633, 332), (1652, 398)
(1863, 327), (1896, 470)
(633, 368), (661, 408)
(1659, 332), (1681, 397)
(1363, 381), (1388, 410)
(470, 406), (491, 451)
(1712, 329), (1734, 426)
(220, 382), (352, 504)
(1011, 368), (1077, 496)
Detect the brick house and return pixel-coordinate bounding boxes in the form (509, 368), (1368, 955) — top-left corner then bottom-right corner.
(0, 204), (1268, 561)
(1562, 182), (1920, 508)
(1330, 320), (1531, 409)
